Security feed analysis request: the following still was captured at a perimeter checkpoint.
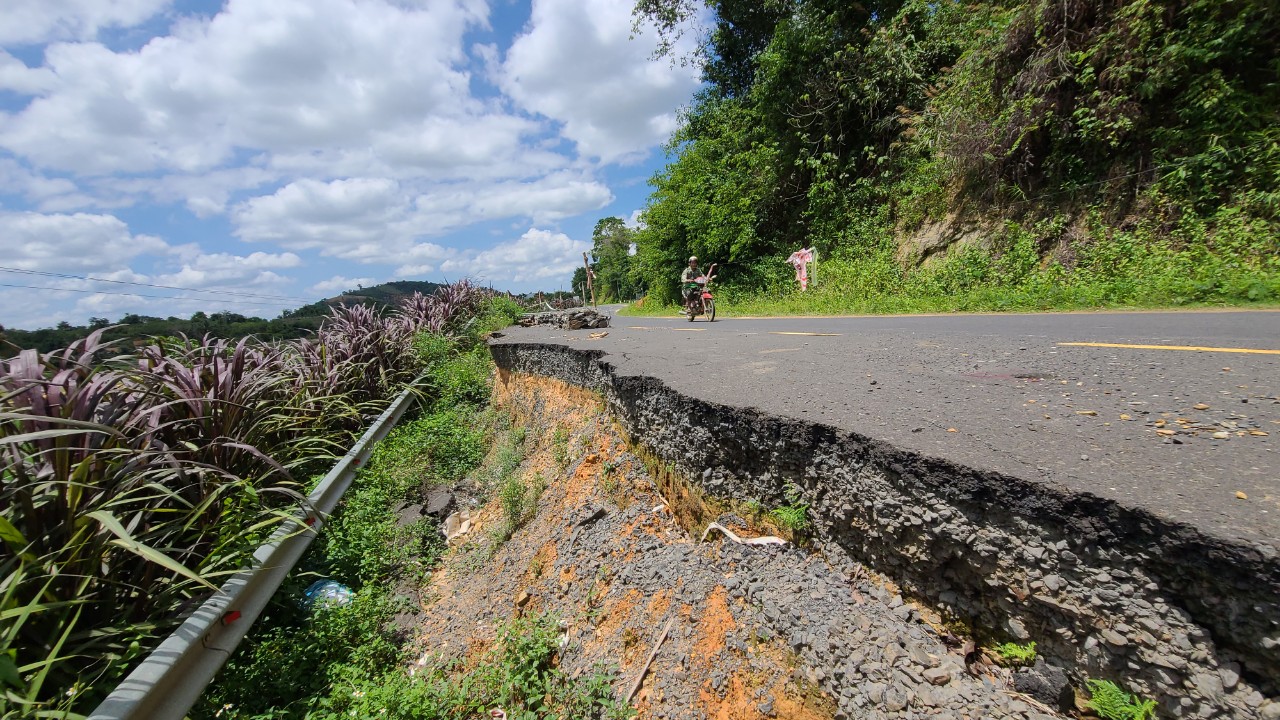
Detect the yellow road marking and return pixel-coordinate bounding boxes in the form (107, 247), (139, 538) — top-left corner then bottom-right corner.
(759, 348), (803, 354)
(672, 328), (706, 332)
(768, 331), (842, 337)
(1060, 342), (1280, 355)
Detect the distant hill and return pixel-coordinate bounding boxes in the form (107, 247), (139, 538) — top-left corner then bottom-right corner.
(1, 280), (448, 354)
(283, 280), (445, 318)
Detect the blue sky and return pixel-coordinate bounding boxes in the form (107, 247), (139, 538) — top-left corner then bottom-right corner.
(0, 0), (701, 329)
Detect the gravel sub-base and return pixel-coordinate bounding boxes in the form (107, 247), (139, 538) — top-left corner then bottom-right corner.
(408, 374), (1069, 720)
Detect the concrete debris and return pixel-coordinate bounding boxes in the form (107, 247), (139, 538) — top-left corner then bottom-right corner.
(517, 309), (610, 330)
(443, 508), (472, 543)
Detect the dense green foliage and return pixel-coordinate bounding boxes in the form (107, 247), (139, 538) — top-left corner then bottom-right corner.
(616, 0), (1279, 311)
(0, 285), (510, 717)
(198, 319), (627, 720)
(198, 386), (488, 718)
(583, 218), (641, 303)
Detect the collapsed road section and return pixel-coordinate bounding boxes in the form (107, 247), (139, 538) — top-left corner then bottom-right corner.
(490, 323), (1280, 720)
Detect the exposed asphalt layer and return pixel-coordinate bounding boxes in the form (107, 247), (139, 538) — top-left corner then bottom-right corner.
(495, 308), (1280, 551)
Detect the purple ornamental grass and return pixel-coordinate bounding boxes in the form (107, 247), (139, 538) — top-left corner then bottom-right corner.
(0, 280), (494, 713)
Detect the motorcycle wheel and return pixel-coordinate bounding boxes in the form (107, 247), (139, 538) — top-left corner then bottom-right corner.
(687, 302), (695, 321)
(706, 298), (716, 322)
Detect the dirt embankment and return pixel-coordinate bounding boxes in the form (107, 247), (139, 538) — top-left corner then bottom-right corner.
(408, 373), (1075, 720)
(487, 339), (1280, 720)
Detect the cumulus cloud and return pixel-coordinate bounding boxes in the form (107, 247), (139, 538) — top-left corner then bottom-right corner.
(438, 228), (589, 284)
(0, 51), (58, 94)
(0, 0), (503, 178)
(309, 275), (377, 295)
(0, 210), (308, 328)
(500, 0), (701, 163)
(0, 210), (169, 271)
(232, 173), (612, 262)
(0, 0), (171, 46)
(0, 0), (701, 326)
(233, 177), (408, 248)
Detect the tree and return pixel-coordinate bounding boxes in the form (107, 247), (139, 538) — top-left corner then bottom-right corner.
(591, 217), (640, 302)
(571, 266), (589, 302)
(88, 317), (110, 329)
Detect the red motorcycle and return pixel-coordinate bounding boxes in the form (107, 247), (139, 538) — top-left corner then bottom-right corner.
(684, 263), (717, 322)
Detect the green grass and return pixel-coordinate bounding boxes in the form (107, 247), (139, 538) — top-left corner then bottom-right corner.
(333, 612), (633, 720)
(621, 210), (1280, 319)
(195, 332), (498, 719)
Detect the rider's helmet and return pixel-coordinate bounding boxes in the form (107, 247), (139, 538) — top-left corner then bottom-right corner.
(688, 256), (698, 263)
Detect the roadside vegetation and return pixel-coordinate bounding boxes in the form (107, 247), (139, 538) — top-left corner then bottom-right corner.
(0, 281), (448, 354)
(596, 0), (1279, 315)
(197, 312), (627, 720)
(0, 282), (516, 717)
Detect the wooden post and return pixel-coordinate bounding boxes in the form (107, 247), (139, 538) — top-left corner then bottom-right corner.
(583, 252), (596, 308)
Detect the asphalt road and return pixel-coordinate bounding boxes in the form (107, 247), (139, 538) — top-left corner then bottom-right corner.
(499, 308), (1280, 549)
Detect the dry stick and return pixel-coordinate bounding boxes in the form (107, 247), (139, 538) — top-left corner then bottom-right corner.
(624, 615), (675, 705)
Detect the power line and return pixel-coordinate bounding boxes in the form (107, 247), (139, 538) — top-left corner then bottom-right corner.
(0, 282), (293, 309)
(0, 266), (313, 302)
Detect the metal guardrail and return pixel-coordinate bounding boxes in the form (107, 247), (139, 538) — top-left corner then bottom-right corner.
(89, 386), (421, 720)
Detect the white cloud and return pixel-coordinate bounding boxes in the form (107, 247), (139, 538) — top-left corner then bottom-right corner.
(233, 177), (407, 248)
(0, 210), (169, 271)
(0, 51), (57, 94)
(0, 0), (498, 177)
(0, 159), (79, 203)
(309, 275), (376, 295)
(232, 173), (612, 262)
(438, 227), (588, 284)
(0, 211), (308, 328)
(500, 0), (701, 163)
(0, 0), (703, 326)
(0, 0), (172, 46)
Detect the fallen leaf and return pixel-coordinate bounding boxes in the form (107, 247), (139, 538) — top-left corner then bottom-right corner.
(588, 331), (609, 339)
(1076, 410), (1097, 416)
(1212, 431), (1230, 440)
(1236, 491), (1248, 500)
(1043, 414), (1051, 419)
(1156, 429), (1177, 436)
(1249, 430), (1269, 436)
(1222, 367), (1231, 372)
(1194, 403), (1210, 410)
(947, 428), (958, 433)
(1027, 399), (1037, 404)
(1154, 419), (1167, 428)
(1119, 413), (1132, 420)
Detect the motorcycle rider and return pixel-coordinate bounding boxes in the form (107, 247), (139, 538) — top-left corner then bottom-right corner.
(680, 256), (702, 314)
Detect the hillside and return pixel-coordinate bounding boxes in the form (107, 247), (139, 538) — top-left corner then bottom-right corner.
(1, 280), (447, 354)
(596, 0), (1280, 312)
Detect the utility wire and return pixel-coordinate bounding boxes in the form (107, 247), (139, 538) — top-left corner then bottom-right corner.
(0, 282), (294, 309)
(0, 265), (313, 302)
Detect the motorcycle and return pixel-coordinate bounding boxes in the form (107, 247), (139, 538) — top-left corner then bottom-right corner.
(684, 263), (717, 322)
